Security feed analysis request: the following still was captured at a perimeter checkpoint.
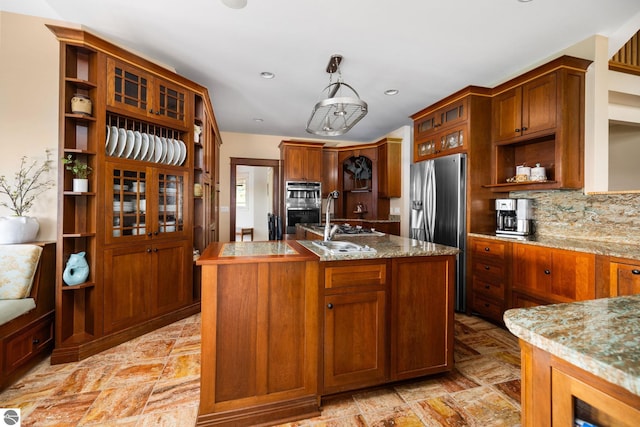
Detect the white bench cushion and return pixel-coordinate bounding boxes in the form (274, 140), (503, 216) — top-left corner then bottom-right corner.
(0, 298), (36, 325)
(0, 244), (43, 299)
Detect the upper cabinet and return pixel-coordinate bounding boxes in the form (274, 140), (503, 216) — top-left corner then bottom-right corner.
(280, 140), (324, 183)
(487, 56), (592, 192)
(377, 139), (401, 198)
(107, 57), (190, 129)
(492, 73), (557, 143)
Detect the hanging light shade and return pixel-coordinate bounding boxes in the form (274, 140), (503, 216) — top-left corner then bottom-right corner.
(306, 55), (368, 136)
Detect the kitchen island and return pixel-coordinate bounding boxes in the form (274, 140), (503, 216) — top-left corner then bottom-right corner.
(504, 296), (640, 426)
(196, 236), (458, 426)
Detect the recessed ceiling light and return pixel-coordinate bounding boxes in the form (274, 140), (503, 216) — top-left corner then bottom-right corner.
(384, 89), (399, 96)
(260, 72), (275, 79)
(517, 0), (533, 2)
(221, 0), (247, 9)
(253, 118), (264, 123)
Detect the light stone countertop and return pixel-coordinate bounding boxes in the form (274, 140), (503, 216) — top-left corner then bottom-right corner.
(298, 234), (459, 261)
(469, 232), (640, 261)
(504, 295), (640, 396)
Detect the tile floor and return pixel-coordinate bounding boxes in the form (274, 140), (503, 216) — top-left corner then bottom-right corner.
(0, 313), (522, 426)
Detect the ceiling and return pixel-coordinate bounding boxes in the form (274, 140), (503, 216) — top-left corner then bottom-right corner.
(2, 0), (640, 143)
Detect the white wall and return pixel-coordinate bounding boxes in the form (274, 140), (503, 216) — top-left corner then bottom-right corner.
(0, 12), (70, 241)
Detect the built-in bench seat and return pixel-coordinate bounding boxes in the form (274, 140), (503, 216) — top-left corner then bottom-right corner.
(0, 242), (55, 391)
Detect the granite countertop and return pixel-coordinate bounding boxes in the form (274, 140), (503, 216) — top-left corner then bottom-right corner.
(469, 232), (640, 261)
(504, 295), (640, 396)
(298, 234), (459, 261)
(197, 240), (317, 265)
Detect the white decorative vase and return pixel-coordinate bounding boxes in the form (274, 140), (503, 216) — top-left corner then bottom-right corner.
(0, 216), (40, 244)
(73, 178), (89, 193)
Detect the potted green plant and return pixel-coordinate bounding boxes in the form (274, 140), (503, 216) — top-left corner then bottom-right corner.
(62, 155), (92, 192)
(0, 149), (55, 243)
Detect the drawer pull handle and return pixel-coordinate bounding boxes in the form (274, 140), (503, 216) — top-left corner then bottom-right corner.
(327, 303), (333, 309)
(484, 265), (490, 270)
(632, 269), (640, 275)
(484, 285), (490, 289)
(32, 338), (40, 345)
(544, 269), (551, 275)
(484, 247), (490, 252)
(484, 303), (490, 308)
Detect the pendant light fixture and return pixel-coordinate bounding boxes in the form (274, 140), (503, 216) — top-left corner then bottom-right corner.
(221, 0), (247, 9)
(306, 54), (368, 137)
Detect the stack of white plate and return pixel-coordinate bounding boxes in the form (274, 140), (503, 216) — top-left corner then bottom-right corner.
(158, 204), (176, 212)
(106, 126), (187, 166)
(113, 200), (134, 212)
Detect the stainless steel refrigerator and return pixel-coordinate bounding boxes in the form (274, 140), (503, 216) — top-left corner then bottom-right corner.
(410, 153), (467, 312)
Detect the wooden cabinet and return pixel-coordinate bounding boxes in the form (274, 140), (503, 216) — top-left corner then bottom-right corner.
(49, 26), (217, 363)
(338, 145), (378, 219)
(377, 139), (401, 198)
(488, 56), (591, 192)
(520, 341), (640, 427)
(609, 258), (640, 296)
(280, 140), (323, 183)
(322, 148), (339, 197)
(198, 244), (319, 426)
(413, 97), (470, 162)
(468, 237), (511, 323)
(391, 256), (454, 380)
(107, 57), (190, 129)
(322, 261), (388, 394)
(512, 243), (595, 306)
(492, 73), (557, 143)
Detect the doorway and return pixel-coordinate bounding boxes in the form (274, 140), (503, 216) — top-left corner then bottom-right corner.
(230, 158), (280, 242)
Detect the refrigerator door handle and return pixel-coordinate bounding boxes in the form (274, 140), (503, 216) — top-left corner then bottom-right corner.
(424, 160), (436, 242)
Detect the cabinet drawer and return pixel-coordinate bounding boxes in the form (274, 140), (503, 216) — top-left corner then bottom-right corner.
(471, 294), (503, 322)
(610, 261), (640, 296)
(3, 317), (53, 374)
(470, 239), (507, 262)
(324, 263), (387, 290)
(472, 276), (504, 300)
(472, 260), (506, 279)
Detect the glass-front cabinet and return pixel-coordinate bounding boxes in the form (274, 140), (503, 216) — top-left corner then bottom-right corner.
(106, 163), (187, 244)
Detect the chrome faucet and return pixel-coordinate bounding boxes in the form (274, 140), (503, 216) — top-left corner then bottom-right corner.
(324, 190), (340, 241)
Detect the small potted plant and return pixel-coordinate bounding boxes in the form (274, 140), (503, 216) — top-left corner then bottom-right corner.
(62, 155), (93, 192)
(0, 149), (55, 243)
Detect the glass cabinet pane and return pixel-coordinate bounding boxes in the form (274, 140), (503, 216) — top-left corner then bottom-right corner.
(112, 168), (147, 238)
(158, 83), (185, 122)
(158, 173), (184, 234)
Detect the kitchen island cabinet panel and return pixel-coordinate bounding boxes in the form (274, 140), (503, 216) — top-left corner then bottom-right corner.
(391, 256), (454, 380)
(609, 258), (640, 296)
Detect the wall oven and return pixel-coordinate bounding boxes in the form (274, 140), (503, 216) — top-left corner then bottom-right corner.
(285, 181), (321, 234)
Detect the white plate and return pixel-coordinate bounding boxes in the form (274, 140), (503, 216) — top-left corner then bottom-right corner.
(123, 130), (135, 158)
(132, 131), (142, 160)
(154, 135), (163, 163)
(145, 134), (155, 161)
(172, 139), (181, 166)
(105, 126), (111, 152)
(116, 128), (127, 157)
(178, 140), (187, 166)
(107, 126), (119, 156)
(139, 133), (149, 161)
(162, 137), (172, 164)
(167, 138), (177, 165)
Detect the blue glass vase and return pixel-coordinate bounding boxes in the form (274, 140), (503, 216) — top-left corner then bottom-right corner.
(63, 251), (89, 285)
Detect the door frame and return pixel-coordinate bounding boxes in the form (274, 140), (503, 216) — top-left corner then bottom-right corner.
(230, 157), (280, 242)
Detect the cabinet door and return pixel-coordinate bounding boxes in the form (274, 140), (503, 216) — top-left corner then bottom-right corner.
(156, 170), (189, 239)
(152, 240), (190, 315)
(391, 257), (454, 380)
(610, 261), (640, 296)
(512, 244), (552, 297)
(283, 145), (308, 181)
(521, 73), (557, 137)
(107, 57), (151, 118)
(377, 142), (401, 198)
(323, 291), (387, 393)
(306, 146), (323, 182)
(103, 245), (152, 333)
(322, 149), (339, 197)
(154, 78), (189, 127)
(106, 164), (150, 244)
(549, 248), (595, 302)
(492, 86), (522, 143)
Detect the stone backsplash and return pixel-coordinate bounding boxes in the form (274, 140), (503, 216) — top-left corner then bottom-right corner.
(510, 190), (640, 245)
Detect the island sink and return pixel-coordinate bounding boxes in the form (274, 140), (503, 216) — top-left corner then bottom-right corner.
(312, 240), (376, 254)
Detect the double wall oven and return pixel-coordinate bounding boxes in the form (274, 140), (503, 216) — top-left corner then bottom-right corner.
(285, 181), (321, 234)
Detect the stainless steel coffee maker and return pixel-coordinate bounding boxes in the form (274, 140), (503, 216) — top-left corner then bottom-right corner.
(495, 198), (533, 236)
